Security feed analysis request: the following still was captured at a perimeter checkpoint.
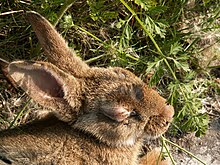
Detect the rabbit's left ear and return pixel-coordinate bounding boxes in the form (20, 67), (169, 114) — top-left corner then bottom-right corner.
(5, 61), (82, 121)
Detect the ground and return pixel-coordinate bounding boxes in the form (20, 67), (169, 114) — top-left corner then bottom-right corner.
(172, 117), (220, 165)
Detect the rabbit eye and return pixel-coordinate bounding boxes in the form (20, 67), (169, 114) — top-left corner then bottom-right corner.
(130, 111), (137, 116)
(130, 110), (142, 121)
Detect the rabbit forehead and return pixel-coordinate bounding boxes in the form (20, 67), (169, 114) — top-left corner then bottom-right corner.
(90, 82), (145, 106)
(90, 84), (161, 116)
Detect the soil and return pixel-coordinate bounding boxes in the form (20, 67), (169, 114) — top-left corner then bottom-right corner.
(171, 117), (220, 165)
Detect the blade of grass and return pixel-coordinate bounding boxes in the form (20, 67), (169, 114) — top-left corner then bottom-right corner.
(162, 136), (207, 165)
(73, 25), (150, 65)
(85, 54), (107, 64)
(8, 98), (31, 129)
(0, 10), (24, 16)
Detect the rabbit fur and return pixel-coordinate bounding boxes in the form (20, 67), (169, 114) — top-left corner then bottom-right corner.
(0, 11), (174, 165)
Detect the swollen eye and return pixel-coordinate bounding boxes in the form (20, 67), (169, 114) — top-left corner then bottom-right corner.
(130, 111), (138, 116)
(130, 110), (142, 121)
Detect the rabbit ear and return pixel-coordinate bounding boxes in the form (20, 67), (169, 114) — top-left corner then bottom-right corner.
(6, 61), (81, 121)
(25, 11), (90, 77)
(8, 61), (65, 98)
(0, 58), (19, 89)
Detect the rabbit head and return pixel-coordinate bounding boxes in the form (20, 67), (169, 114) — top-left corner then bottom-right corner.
(0, 11), (174, 148)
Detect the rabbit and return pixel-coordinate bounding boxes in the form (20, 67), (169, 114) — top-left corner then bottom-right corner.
(139, 147), (171, 165)
(0, 11), (174, 165)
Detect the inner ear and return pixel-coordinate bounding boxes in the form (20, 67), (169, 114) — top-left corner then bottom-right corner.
(29, 69), (64, 98)
(8, 61), (65, 99)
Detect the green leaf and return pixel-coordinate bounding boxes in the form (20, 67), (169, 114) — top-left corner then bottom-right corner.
(87, 0), (118, 22)
(170, 42), (183, 55)
(60, 14), (73, 29)
(125, 24), (132, 40)
(144, 16), (167, 38)
(149, 5), (167, 15)
(132, 0), (157, 10)
(145, 58), (163, 74)
(116, 19), (126, 29)
(171, 58), (190, 72)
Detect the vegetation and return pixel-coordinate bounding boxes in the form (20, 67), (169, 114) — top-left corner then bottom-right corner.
(0, 0), (219, 163)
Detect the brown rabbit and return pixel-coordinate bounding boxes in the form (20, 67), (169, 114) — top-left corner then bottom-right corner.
(0, 11), (174, 165)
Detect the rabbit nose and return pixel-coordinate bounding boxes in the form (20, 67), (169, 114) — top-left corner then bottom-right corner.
(161, 105), (174, 121)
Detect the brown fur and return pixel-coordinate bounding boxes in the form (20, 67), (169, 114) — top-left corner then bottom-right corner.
(139, 148), (171, 165)
(0, 11), (174, 165)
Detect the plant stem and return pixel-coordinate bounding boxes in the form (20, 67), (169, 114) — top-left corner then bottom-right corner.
(53, 0), (75, 26)
(162, 136), (207, 165)
(119, 0), (165, 58)
(161, 136), (176, 165)
(73, 25), (150, 64)
(164, 59), (178, 80)
(73, 25), (106, 46)
(119, 0), (178, 81)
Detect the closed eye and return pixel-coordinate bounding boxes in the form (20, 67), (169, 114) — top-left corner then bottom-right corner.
(130, 110), (142, 121)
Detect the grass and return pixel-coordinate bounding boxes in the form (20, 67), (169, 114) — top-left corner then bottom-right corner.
(0, 0), (219, 164)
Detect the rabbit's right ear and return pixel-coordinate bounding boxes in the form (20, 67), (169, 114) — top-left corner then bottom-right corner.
(6, 61), (82, 121)
(25, 11), (90, 77)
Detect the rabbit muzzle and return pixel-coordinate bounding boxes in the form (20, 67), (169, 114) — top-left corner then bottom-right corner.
(144, 104), (174, 139)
